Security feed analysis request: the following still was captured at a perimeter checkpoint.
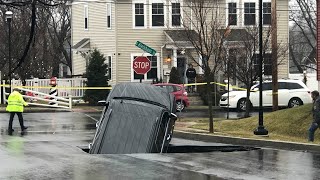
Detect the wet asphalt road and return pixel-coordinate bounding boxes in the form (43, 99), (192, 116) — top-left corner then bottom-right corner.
(0, 111), (320, 179)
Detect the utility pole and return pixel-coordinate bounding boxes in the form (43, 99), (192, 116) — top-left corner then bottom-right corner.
(271, 0), (278, 111)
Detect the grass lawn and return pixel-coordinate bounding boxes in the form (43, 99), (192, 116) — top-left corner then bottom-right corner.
(178, 104), (319, 143)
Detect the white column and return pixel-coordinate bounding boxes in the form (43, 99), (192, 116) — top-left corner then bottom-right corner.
(172, 48), (177, 67)
(157, 53), (160, 80)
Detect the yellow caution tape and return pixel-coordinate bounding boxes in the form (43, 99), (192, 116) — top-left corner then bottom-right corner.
(0, 81), (249, 91)
(0, 84), (112, 90)
(184, 82), (247, 91)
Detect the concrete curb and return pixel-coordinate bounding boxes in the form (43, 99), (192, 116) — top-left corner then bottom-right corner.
(174, 130), (320, 153)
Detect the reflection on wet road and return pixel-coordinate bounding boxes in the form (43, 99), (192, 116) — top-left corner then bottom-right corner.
(0, 112), (320, 179)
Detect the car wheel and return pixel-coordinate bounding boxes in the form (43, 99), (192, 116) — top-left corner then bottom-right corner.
(237, 98), (248, 112)
(176, 101), (185, 111)
(288, 98), (303, 108)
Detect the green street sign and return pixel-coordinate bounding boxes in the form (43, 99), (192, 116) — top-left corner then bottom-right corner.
(135, 41), (156, 56)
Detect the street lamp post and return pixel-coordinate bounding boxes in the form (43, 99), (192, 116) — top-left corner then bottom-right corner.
(6, 11), (13, 92)
(254, 0), (268, 135)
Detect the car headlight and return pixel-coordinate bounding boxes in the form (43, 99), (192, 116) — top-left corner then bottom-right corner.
(228, 95), (236, 99)
(221, 95), (236, 100)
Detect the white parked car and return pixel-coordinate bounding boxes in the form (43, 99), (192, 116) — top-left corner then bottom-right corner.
(219, 79), (313, 111)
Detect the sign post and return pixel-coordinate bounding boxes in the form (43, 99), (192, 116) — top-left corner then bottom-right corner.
(133, 56), (151, 83)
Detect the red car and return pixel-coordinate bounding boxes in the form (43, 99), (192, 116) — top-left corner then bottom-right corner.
(153, 83), (190, 111)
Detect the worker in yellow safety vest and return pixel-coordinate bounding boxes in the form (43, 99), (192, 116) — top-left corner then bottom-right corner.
(6, 88), (28, 135)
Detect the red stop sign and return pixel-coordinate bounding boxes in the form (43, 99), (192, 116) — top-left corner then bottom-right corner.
(133, 56), (151, 74)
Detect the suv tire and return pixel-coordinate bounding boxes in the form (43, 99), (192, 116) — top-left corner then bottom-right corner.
(176, 100), (185, 111)
(288, 98), (303, 108)
(237, 98), (249, 112)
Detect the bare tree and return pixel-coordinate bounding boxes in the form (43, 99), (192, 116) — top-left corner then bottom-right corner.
(224, 28), (259, 118)
(45, 1), (72, 74)
(168, 0), (228, 133)
(289, 0), (316, 73)
(224, 26), (288, 117)
(0, 0), (65, 81)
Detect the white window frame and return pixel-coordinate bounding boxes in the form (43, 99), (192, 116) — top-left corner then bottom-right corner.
(105, 55), (112, 81)
(149, 0), (167, 28)
(262, 0), (271, 26)
(242, 0), (257, 26)
(132, 0), (147, 29)
(131, 53), (160, 82)
(106, 3), (112, 29)
(226, 0), (238, 26)
(169, 0), (183, 28)
(84, 5), (88, 30)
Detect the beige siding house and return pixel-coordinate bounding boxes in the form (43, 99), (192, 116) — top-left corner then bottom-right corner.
(71, 0), (289, 85)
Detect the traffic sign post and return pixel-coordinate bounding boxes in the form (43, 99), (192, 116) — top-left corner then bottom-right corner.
(133, 56), (151, 82)
(135, 41), (156, 55)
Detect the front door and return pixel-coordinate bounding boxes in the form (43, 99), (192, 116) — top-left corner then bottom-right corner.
(177, 57), (186, 83)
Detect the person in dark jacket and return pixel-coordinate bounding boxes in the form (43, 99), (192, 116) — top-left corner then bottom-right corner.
(308, 90), (320, 142)
(186, 64), (196, 93)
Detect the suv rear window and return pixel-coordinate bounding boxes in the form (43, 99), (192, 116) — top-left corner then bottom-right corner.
(254, 82), (304, 90)
(262, 82), (272, 91)
(278, 82), (287, 89)
(166, 86), (175, 92)
(287, 82), (303, 89)
(157, 85), (175, 93)
(175, 86), (182, 91)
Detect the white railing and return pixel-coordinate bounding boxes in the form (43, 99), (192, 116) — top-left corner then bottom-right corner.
(4, 87), (72, 109)
(3, 78), (86, 97)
